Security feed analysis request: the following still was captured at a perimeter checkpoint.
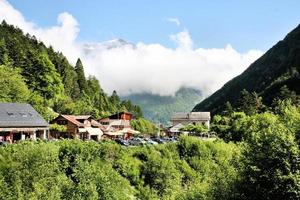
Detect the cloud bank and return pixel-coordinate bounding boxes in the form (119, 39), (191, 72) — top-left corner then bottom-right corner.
(0, 0), (264, 97)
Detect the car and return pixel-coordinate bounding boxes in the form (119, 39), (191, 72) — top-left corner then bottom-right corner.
(152, 138), (166, 144)
(164, 137), (177, 143)
(0, 141), (8, 146)
(115, 138), (130, 146)
(147, 139), (158, 145)
(129, 137), (146, 146)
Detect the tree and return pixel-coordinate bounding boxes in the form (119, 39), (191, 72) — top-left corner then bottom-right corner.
(224, 101), (234, 116)
(0, 65), (30, 102)
(75, 58), (88, 93)
(22, 50), (64, 100)
(237, 89), (264, 115)
(239, 113), (300, 200)
(180, 123), (209, 136)
(211, 112), (248, 142)
(130, 118), (158, 135)
(0, 39), (12, 65)
(272, 85), (300, 107)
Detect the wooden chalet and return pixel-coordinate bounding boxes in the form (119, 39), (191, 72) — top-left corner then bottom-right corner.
(0, 103), (49, 143)
(99, 111), (133, 128)
(50, 115), (103, 141)
(98, 112), (139, 139)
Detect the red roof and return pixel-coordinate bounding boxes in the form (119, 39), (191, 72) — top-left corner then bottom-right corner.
(91, 119), (103, 127)
(74, 115), (91, 120)
(60, 115), (84, 127)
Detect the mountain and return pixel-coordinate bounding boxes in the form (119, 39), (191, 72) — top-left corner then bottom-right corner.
(193, 24), (300, 114)
(123, 88), (202, 125)
(83, 38), (135, 54)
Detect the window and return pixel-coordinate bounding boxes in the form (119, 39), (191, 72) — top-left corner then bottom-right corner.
(58, 120), (67, 125)
(19, 112), (27, 117)
(7, 112), (14, 117)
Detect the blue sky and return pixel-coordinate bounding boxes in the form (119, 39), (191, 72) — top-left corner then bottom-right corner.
(7, 0), (300, 52)
(1, 0), (299, 96)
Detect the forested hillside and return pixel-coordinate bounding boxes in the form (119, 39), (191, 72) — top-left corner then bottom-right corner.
(0, 21), (142, 121)
(123, 88), (202, 125)
(193, 24), (300, 114)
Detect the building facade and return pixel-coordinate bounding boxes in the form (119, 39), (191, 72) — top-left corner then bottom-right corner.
(171, 112), (211, 127)
(0, 103), (49, 143)
(98, 112), (139, 139)
(50, 115), (103, 141)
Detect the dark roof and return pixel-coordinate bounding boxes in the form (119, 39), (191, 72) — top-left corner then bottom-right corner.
(0, 103), (49, 127)
(107, 112), (133, 119)
(171, 112), (211, 121)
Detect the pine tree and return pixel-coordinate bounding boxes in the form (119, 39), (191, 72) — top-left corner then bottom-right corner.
(75, 58), (88, 93)
(237, 89), (263, 115)
(0, 39), (12, 65)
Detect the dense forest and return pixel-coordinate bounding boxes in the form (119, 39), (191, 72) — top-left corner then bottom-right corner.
(0, 20), (147, 123)
(1, 100), (300, 200)
(193, 24), (300, 114)
(123, 88), (202, 125)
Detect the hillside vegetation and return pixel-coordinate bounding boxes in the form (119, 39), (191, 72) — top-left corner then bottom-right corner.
(193, 24), (300, 114)
(124, 88), (202, 125)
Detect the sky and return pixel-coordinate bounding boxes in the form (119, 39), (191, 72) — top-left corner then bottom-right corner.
(1, 0), (300, 96)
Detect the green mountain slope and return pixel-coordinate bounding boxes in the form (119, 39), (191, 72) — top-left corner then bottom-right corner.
(193, 24), (300, 114)
(123, 88), (202, 124)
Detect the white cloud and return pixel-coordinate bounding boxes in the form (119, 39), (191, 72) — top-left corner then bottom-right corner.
(0, 0), (81, 62)
(0, 0), (264, 97)
(170, 29), (193, 50)
(167, 17), (181, 26)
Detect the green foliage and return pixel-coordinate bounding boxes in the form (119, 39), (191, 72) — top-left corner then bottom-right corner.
(180, 123), (209, 135)
(238, 113), (300, 199)
(50, 123), (67, 132)
(211, 102), (300, 199)
(237, 89), (264, 115)
(0, 137), (241, 200)
(177, 136), (242, 199)
(74, 58), (88, 93)
(131, 118), (158, 135)
(22, 50), (65, 100)
(211, 112), (248, 141)
(0, 65), (30, 103)
(0, 142), (70, 200)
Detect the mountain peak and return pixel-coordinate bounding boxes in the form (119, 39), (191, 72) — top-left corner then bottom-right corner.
(83, 38), (135, 54)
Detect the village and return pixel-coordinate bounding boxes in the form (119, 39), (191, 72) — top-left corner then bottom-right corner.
(0, 102), (213, 146)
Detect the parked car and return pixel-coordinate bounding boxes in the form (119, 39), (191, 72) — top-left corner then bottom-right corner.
(147, 139), (158, 145)
(152, 138), (166, 144)
(164, 137), (177, 143)
(115, 138), (130, 146)
(0, 141), (8, 146)
(129, 137), (146, 146)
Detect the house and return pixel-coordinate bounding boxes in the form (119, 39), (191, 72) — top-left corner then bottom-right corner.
(0, 103), (49, 143)
(168, 112), (211, 137)
(50, 115), (103, 141)
(98, 112), (139, 139)
(171, 112), (211, 127)
(99, 111), (133, 129)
